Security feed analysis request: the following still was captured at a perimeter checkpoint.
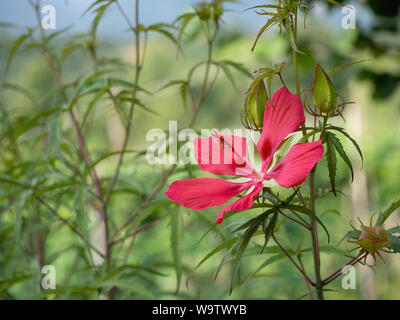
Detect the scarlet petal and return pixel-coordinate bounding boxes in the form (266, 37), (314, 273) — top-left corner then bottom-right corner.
(257, 87), (305, 172)
(165, 178), (254, 210)
(216, 181), (263, 224)
(265, 141), (324, 188)
(194, 135), (254, 177)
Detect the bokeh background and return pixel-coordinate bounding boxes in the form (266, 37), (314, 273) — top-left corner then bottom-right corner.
(0, 0), (399, 299)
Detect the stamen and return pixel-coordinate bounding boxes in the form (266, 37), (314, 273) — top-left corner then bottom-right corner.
(211, 131), (261, 180)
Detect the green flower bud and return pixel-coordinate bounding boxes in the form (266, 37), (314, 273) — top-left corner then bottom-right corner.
(211, 1), (223, 21)
(312, 63), (338, 116)
(245, 80), (268, 130)
(356, 225), (391, 256)
(195, 2), (211, 21)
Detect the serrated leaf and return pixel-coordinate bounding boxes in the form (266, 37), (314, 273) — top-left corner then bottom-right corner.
(328, 59), (370, 76)
(6, 29), (33, 75)
(328, 126), (363, 166)
(74, 185), (89, 243)
(326, 131), (354, 181)
(145, 23), (179, 48)
(323, 132), (337, 196)
(251, 13), (285, 52)
(283, 204), (330, 242)
(220, 60), (252, 78)
(376, 200), (400, 226)
(285, 17), (306, 55)
(14, 190), (32, 242)
(260, 209), (278, 254)
(91, 2), (112, 38)
(2, 82), (36, 103)
(174, 13), (196, 41)
(220, 62), (237, 90)
(387, 235), (400, 253)
(230, 218), (261, 293)
(47, 109), (62, 159)
(85, 150), (137, 179)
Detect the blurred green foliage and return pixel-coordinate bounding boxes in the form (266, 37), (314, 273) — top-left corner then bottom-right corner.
(0, 0), (399, 300)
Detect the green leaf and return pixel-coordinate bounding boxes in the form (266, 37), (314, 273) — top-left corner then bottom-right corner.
(31, 180), (79, 199)
(47, 109), (62, 159)
(328, 126), (363, 166)
(296, 288), (335, 300)
(324, 0), (352, 8)
(237, 254), (285, 288)
(14, 190), (32, 242)
(251, 12), (287, 52)
(6, 29), (33, 75)
(285, 18), (305, 55)
(190, 230), (263, 277)
(328, 59), (370, 76)
(387, 226), (400, 235)
(387, 235), (400, 253)
(0, 174), (30, 188)
(74, 185), (89, 244)
(0, 273), (32, 295)
(220, 60), (252, 78)
(91, 2), (113, 38)
(174, 13), (196, 41)
(144, 23), (180, 48)
(323, 132), (337, 196)
(376, 200), (400, 226)
(85, 150), (137, 179)
(2, 82), (36, 103)
(260, 209), (278, 254)
(230, 218), (261, 293)
(160, 80), (189, 109)
(326, 131), (354, 181)
(283, 204), (330, 242)
(219, 62), (237, 90)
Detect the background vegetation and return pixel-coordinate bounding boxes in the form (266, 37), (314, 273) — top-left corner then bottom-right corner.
(0, 0), (399, 299)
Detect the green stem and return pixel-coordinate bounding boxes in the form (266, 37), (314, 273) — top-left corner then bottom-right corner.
(290, 3), (324, 299)
(113, 20), (218, 241)
(309, 167), (323, 299)
(291, 7), (306, 137)
(104, 0), (142, 206)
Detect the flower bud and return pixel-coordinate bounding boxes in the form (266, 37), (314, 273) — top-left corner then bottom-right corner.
(211, 1), (223, 22)
(312, 63), (338, 116)
(356, 225), (391, 256)
(195, 2), (211, 21)
(244, 80), (268, 130)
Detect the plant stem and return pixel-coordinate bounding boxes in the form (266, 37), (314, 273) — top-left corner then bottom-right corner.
(322, 252), (366, 285)
(309, 167), (324, 299)
(272, 233), (315, 287)
(104, 0), (142, 206)
(113, 24), (217, 240)
(290, 2), (324, 299)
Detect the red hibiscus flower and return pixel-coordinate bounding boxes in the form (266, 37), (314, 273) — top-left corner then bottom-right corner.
(165, 87), (324, 224)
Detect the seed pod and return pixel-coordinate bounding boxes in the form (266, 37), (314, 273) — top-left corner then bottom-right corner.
(245, 79), (268, 130)
(312, 63), (338, 116)
(356, 225), (391, 256)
